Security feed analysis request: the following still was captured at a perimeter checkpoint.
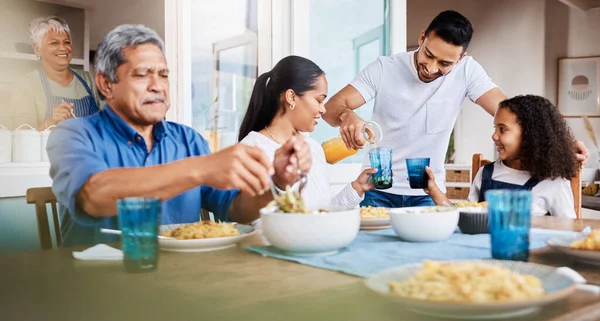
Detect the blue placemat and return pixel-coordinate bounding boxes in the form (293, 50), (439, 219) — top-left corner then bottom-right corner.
(245, 228), (580, 278)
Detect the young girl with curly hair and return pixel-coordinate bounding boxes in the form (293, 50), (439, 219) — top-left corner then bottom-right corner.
(425, 95), (579, 217)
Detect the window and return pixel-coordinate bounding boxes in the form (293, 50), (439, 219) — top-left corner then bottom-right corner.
(188, 0), (260, 151)
(305, 0), (390, 163)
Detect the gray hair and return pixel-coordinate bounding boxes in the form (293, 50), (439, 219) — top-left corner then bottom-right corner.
(29, 16), (72, 48)
(94, 24), (165, 99)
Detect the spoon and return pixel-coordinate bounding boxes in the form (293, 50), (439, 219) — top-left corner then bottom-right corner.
(100, 228), (175, 240)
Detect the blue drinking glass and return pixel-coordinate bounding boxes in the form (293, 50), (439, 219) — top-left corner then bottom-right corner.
(117, 197), (161, 273)
(486, 190), (532, 261)
(369, 147), (393, 189)
(406, 158), (430, 189)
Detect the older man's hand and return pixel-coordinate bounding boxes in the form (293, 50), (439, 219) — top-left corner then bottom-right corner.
(199, 144), (273, 197)
(272, 134), (312, 189)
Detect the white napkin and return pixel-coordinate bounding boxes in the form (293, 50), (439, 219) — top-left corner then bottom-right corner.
(556, 267), (600, 294)
(72, 244), (123, 260)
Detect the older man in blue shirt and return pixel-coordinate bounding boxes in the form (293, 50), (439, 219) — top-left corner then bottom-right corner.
(47, 24), (312, 246)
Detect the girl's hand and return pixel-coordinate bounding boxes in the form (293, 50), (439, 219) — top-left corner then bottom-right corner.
(351, 168), (377, 197)
(423, 166), (440, 195)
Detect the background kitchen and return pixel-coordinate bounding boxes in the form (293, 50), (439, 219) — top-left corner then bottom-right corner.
(0, 0), (598, 252)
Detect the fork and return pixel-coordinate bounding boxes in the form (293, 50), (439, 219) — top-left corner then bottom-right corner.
(270, 172), (308, 206)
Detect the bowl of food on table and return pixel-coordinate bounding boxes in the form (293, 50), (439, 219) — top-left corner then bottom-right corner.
(546, 228), (600, 266)
(360, 206), (391, 230)
(389, 206), (459, 242)
(259, 188), (360, 256)
(454, 201), (488, 235)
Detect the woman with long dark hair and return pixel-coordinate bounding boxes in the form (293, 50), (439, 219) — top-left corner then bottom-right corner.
(239, 55), (374, 209)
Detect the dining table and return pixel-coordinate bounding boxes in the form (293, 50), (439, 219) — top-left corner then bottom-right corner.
(0, 216), (599, 321)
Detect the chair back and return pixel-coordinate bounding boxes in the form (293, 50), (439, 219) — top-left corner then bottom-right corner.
(26, 187), (61, 250)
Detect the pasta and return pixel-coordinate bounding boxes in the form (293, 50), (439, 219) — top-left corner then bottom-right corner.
(360, 206), (389, 219)
(389, 260), (545, 302)
(454, 201), (488, 208)
(273, 186), (311, 213)
(570, 230), (600, 251)
(161, 221), (240, 239)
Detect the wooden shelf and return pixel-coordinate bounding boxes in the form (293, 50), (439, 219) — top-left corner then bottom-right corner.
(444, 163), (470, 170)
(446, 182), (471, 188)
(0, 51), (85, 66)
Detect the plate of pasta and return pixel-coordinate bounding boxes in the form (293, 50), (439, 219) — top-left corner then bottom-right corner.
(364, 259), (576, 319)
(360, 206), (391, 229)
(546, 227), (600, 266)
(158, 220), (255, 252)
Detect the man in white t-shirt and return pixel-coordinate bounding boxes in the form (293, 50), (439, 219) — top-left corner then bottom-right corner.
(323, 10), (588, 208)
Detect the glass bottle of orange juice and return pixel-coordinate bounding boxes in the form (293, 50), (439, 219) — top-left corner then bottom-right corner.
(322, 121), (382, 164)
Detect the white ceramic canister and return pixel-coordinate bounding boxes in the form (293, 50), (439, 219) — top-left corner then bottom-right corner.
(0, 124), (12, 163)
(12, 124), (42, 162)
(40, 125), (56, 162)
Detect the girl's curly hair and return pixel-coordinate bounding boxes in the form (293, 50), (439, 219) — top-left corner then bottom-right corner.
(499, 95), (578, 180)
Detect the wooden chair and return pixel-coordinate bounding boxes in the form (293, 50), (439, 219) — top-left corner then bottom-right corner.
(26, 187), (61, 250)
(471, 154), (582, 219)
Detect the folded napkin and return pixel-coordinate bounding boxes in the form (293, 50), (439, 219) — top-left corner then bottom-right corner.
(246, 228), (585, 278)
(72, 244), (123, 260)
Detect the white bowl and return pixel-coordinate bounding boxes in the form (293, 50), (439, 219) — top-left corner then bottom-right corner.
(389, 206), (459, 242)
(259, 206), (360, 256)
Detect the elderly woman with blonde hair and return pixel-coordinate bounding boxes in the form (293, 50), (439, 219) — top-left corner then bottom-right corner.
(8, 16), (101, 130)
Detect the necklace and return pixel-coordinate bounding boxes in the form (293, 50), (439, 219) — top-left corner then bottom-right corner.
(264, 126), (282, 144)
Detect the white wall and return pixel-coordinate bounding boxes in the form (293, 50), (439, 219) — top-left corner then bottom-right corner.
(567, 7), (600, 57)
(544, 0), (570, 106)
(71, 0), (165, 48)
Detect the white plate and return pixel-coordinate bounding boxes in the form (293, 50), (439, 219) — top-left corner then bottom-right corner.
(364, 260), (576, 320)
(158, 224), (255, 253)
(546, 232), (600, 266)
(360, 217), (391, 228)
(360, 225), (392, 231)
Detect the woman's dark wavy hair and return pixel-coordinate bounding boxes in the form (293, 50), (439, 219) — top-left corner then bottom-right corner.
(499, 95), (578, 180)
(238, 55), (324, 142)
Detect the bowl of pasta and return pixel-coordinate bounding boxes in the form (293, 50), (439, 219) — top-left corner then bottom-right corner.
(259, 190), (360, 256)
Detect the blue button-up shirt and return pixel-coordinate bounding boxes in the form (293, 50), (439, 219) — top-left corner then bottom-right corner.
(47, 105), (239, 246)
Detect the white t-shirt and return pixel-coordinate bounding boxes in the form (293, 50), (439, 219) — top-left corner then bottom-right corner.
(469, 160), (576, 218)
(240, 131), (363, 210)
(350, 50), (497, 196)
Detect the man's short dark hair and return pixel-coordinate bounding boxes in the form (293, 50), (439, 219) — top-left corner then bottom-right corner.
(425, 10), (473, 51)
